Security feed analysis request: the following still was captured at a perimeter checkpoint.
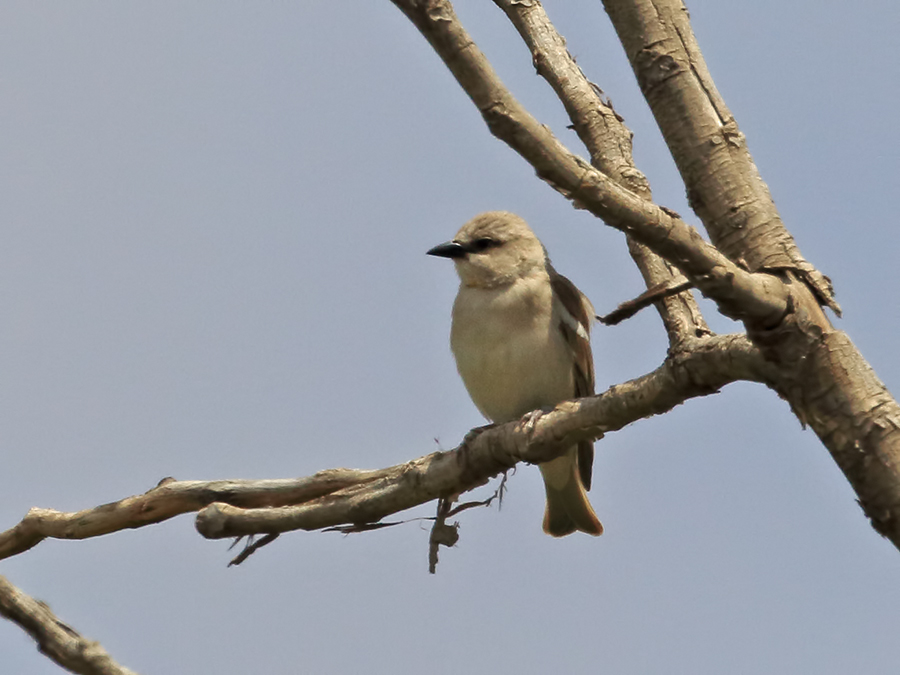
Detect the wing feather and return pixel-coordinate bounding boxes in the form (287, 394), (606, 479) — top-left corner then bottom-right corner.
(548, 265), (595, 491)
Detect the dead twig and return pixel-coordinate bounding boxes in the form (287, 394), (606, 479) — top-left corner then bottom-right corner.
(0, 575), (139, 675)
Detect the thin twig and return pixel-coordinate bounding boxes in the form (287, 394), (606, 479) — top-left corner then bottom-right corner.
(228, 533), (281, 567)
(598, 280), (695, 325)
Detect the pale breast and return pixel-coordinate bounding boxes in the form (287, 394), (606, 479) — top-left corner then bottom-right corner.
(450, 276), (575, 423)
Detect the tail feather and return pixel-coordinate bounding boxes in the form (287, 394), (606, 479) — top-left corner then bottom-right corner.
(539, 448), (603, 537)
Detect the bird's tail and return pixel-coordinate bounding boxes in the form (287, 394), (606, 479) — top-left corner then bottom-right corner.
(539, 447), (603, 537)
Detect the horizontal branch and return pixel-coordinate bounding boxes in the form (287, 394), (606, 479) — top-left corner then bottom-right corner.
(0, 575), (138, 675)
(0, 469), (394, 561)
(196, 335), (773, 539)
(0, 336), (774, 554)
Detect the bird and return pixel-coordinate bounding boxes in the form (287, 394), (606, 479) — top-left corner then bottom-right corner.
(427, 211), (602, 537)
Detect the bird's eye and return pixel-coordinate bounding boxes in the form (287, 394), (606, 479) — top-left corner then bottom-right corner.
(471, 237), (495, 252)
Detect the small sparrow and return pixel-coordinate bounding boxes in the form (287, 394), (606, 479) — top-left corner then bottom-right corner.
(428, 211), (602, 537)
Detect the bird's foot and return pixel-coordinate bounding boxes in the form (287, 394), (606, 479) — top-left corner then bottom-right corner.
(519, 407), (552, 433)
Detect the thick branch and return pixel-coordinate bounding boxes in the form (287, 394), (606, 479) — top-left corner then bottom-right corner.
(601, 0), (839, 313)
(391, 0), (789, 329)
(0, 575), (138, 675)
(493, 0), (708, 346)
(600, 0), (900, 546)
(196, 335), (773, 539)
(753, 319), (900, 542)
(391, 0), (900, 551)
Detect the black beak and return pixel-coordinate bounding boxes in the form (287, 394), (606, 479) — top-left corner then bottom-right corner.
(426, 240), (468, 259)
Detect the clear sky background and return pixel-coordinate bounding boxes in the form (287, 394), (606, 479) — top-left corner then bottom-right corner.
(2, 2), (899, 673)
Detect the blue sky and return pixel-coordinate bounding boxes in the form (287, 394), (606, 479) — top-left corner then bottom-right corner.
(2, 2), (899, 673)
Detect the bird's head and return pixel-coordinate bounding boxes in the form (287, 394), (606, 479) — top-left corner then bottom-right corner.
(427, 211), (547, 288)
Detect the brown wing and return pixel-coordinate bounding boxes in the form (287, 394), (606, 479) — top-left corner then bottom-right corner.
(549, 265), (596, 491)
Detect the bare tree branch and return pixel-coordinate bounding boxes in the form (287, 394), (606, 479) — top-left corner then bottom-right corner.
(391, 0), (790, 329)
(493, 0), (709, 347)
(5, 5), (894, 673)
(600, 0), (900, 545)
(390, 0), (900, 551)
(0, 469), (395, 562)
(598, 279), (695, 325)
(0, 336), (769, 554)
(0, 575), (138, 675)
(194, 335), (773, 540)
(602, 0), (839, 314)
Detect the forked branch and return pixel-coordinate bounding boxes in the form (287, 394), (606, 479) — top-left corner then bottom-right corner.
(0, 336), (771, 558)
(390, 0), (900, 551)
(391, 0), (791, 330)
(493, 0), (708, 346)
